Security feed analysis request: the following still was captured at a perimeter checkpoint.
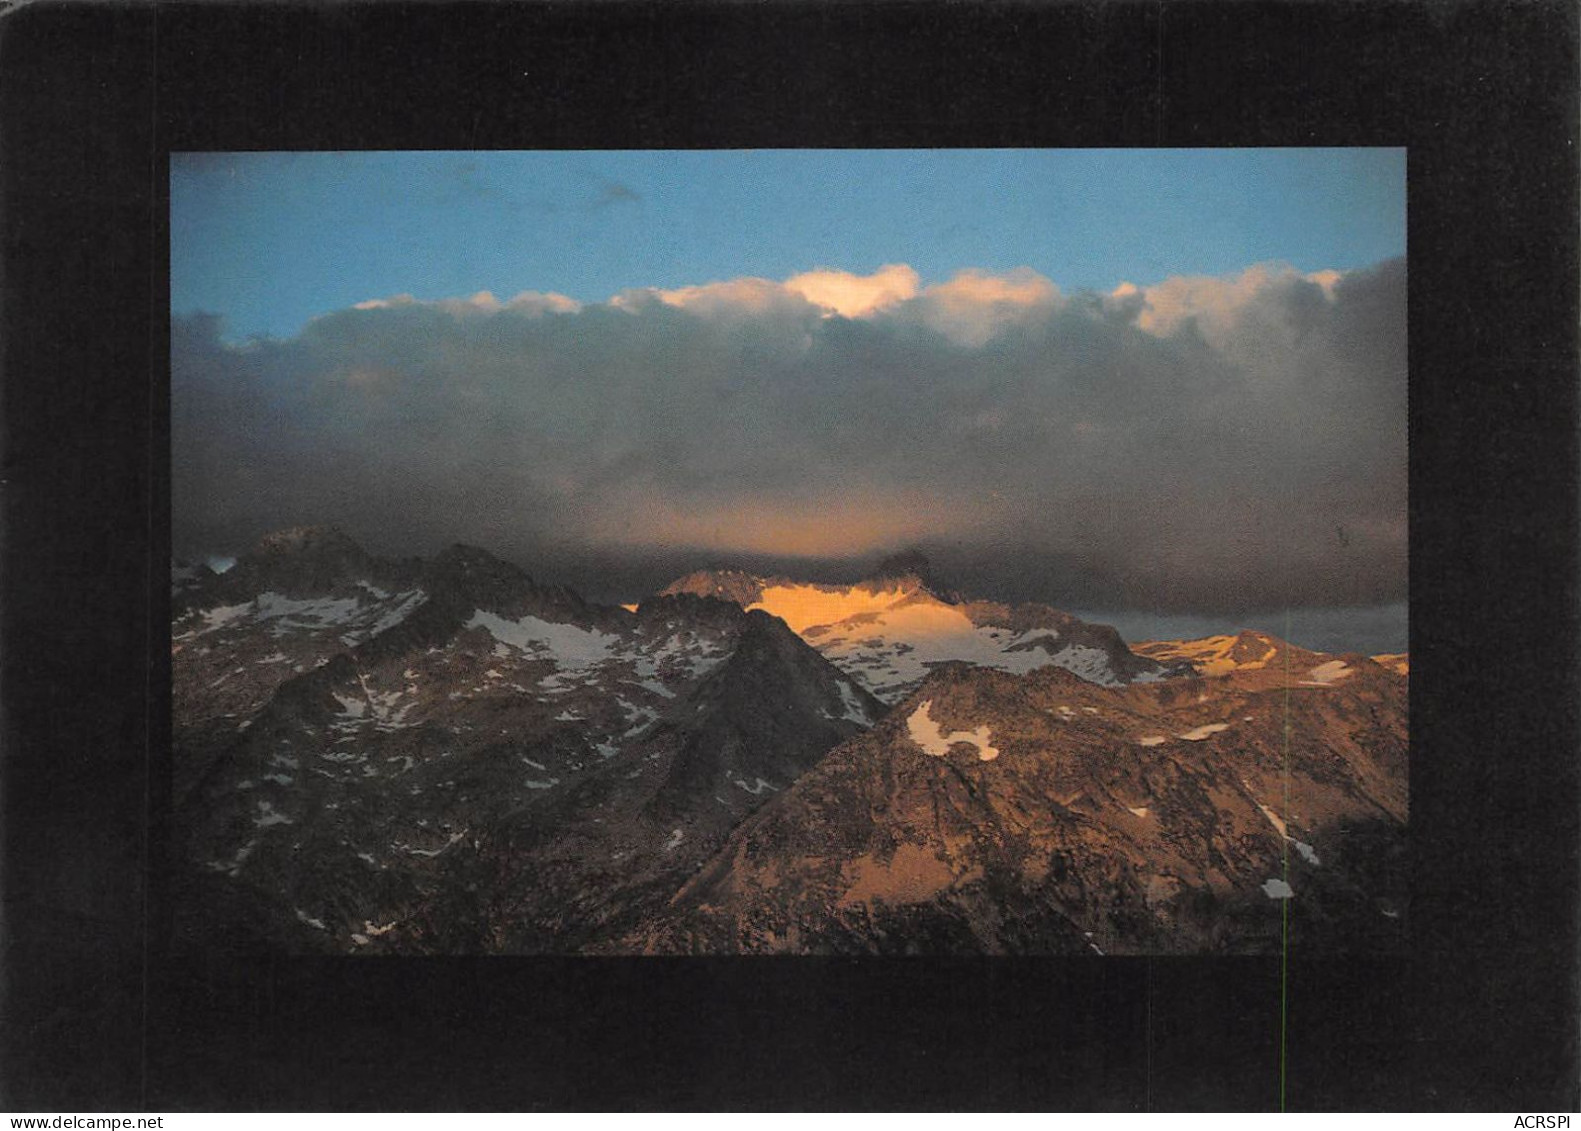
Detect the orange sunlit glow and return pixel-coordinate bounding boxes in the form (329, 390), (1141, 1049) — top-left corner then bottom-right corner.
(586, 491), (998, 560)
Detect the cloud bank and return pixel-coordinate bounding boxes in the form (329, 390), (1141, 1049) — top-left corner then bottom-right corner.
(173, 259), (1406, 617)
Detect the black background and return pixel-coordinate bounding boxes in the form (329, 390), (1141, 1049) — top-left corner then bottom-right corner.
(1, 0), (1575, 1111)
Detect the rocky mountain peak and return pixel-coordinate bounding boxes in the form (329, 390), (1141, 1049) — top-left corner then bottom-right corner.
(250, 524), (363, 557)
(422, 542), (603, 627)
(427, 541), (527, 582)
(659, 569), (767, 607)
(640, 607), (885, 822)
(866, 549), (947, 596)
(632, 590), (748, 633)
(222, 525), (385, 597)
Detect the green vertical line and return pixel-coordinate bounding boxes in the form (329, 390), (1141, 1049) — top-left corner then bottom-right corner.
(1281, 608), (1292, 1112)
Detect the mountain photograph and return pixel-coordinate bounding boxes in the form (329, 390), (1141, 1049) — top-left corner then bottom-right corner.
(170, 149), (1408, 955)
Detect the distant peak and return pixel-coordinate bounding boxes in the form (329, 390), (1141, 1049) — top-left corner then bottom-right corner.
(427, 542), (534, 585)
(250, 525), (364, 557)
(866, 548), (948, 592)
(433, 541), (507, 565)
(223, 525), (385, 598)
(659, 569), (767, 607)
(1225, 629), (1320, 657)
(633, 589), (750, 627)
(871, 549), (932, 581)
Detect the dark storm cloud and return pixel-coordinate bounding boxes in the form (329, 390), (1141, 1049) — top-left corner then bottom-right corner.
(172, 258), (1406, 616)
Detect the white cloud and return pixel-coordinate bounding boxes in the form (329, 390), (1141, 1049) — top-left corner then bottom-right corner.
(639, 276), (814, 319)
(351, 289), (581, 317)
(620, 263), (1062, 340)
(906, 267), (1063, 347)
(1131, 262), (1342, 342)
(783, 263), (920, 318)
(352, 294), (417, 310)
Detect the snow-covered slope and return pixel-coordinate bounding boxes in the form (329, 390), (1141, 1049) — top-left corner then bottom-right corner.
(1132, 629), (1408, 689)
(661, 568), (1185, 701)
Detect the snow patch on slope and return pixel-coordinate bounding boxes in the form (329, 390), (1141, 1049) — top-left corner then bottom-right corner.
(731, 776), (778, 796)
(906, 699), (999, 762)
(180, 588), (428, 644)
(1177, 722), (1230, 741)
(1301, 660), (1353, 685)
(366, 589), (428, 634)
(836, 680), (872, 725)
(467, 611), (618, 669)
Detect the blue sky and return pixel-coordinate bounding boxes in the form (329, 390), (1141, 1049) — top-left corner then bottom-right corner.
(171, 149), (1405, 340)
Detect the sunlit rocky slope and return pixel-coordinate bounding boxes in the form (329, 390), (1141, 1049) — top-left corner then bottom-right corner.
(629, 648), (1407, 955)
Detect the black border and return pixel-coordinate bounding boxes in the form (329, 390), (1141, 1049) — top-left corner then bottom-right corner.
(1, 0), (1576, 1111)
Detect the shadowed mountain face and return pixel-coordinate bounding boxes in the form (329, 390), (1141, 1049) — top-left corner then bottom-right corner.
(629, 657), (1407, 956)
(408, 609), (884, 952)
(171, 528), (1406, 955)
(170, 528), (880, 953)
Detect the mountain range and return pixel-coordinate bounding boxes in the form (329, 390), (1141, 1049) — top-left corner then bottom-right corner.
(170, 526), (1407, 954)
